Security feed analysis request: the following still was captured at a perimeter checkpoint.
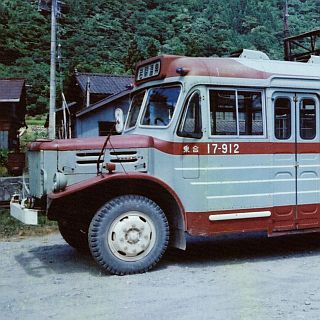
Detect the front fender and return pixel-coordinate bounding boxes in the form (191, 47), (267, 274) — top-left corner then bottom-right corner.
(47, 172), (185, 214)
(47, 172), (187, 250)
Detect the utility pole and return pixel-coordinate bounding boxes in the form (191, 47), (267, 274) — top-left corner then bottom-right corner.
(48, 0), (57, 139)
(284, 0), (290, 60)
(38, 0), (67, 139)
(86, 77), (91, 107)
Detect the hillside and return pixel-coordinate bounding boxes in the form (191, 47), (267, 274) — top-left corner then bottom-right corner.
(0, 0), (319, 115)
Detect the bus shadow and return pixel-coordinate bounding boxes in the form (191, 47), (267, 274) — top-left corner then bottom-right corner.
(15, 242), (102, 278)
(161, 232), (320, 268)
(14, 232), (320, 276)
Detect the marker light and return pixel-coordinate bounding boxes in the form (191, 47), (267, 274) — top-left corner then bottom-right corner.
(136, 61), (160, 81)
(176, 67), (190, 76)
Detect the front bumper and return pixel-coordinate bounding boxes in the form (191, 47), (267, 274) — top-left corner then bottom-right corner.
(10, 196), (39, 225)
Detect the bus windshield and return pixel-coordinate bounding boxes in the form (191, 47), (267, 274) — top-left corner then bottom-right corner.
(125, 90), (146, 129)
(141, 86), (181, 127)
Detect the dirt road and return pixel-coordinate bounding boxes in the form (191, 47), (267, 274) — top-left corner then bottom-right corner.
(1, 231), (320, 320)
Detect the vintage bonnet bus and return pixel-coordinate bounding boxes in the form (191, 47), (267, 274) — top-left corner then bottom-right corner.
(11, 49), (320, 274)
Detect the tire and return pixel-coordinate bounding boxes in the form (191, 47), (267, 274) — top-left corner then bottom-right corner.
(58, 220), (89, 253)
(89, 195), (169, 275)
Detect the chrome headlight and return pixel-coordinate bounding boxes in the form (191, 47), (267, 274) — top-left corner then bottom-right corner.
(53, 172), (68, 192)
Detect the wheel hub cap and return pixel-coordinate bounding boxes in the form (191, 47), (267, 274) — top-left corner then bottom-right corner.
(107, 211), (156, 262)
(126, 229), (140, 244)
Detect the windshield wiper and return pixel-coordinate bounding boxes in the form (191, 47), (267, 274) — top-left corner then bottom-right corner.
(96, 124), (115, 175)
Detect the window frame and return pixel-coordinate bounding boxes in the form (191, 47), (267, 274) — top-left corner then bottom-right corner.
(274, 96), (292, 140)
(139, 84), (182, 129)
(299, 97), (317, 140)
(177, 90), (202, 139)
(0, 130), (9, 150)
(124, 89), (147, 131)
(208, 87), (266, 138)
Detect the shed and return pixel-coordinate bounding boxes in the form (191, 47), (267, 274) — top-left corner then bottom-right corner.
(0, 79), (26, 150)
(57, 72), (133, 138)
(76, 89), (131, 138)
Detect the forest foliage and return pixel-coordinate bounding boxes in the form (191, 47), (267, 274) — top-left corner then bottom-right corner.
(0, 0), (319, 115)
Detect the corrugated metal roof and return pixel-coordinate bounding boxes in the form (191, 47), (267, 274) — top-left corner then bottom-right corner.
(76, 73), (133, 95)
(0, 79), (25, 102)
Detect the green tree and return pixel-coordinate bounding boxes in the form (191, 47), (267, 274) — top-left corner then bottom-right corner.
(1, 0), (319, 116)
(124, 38), (144, 73)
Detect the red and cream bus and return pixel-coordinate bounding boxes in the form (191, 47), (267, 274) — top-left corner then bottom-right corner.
(11, 49), (320, 274)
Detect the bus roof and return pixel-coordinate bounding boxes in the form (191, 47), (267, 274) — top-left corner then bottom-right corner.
(135, 54), (320, 85)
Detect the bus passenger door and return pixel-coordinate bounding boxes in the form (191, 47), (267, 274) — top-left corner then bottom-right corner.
(273, 92), (320, 232)
(296, 93), (320, 229)
(272, 93), (296, 231)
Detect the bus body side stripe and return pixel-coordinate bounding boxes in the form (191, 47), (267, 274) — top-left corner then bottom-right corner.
(209, 211), (271, 221)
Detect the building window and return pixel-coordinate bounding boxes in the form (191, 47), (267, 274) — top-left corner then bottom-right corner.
(98, 121), (117, 136)
(0, 131), (9, 149)
(210, 89), (263, 136)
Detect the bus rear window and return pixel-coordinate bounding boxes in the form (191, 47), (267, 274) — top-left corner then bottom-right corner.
(141, 86), (181, 127)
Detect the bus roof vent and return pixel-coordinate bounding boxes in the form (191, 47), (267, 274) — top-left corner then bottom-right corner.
(307, 55), (320, 64)
(230, 49), (270, 60)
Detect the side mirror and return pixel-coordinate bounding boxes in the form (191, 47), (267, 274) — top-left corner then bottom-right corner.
(115, 108), (124, 133)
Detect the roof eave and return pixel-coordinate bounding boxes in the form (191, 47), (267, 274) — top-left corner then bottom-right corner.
(0, 99), (20, 102)
(76, 90), (131, 118)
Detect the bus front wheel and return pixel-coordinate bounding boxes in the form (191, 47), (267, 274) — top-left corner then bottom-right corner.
(88, 195), (169, 275)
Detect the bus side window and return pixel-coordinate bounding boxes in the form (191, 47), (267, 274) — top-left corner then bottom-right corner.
(177, 91), (202, 139)
(210, 89), (263, 136)
(210, 90), (237, 135)
(300, 99), (316, 140)
(238, 91), (263, 135)
(274, 98), (291, 140)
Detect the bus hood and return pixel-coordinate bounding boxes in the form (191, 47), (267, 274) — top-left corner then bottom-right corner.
(29, 135), (156, 151)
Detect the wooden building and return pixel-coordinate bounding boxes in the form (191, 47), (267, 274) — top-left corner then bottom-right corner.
(0, 79), (26, 151)
(284, 29), (320, 62)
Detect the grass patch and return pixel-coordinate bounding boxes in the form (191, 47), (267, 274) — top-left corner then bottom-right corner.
(0, 208), (58, 240)
(25, 115), (47, 126)
(0, 166), (8, 176)
(0, 150), (9, 177)
(25, 119), (46, 126)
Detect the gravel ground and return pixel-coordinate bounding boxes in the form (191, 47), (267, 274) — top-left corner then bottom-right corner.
(1, 231), (320, 320)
